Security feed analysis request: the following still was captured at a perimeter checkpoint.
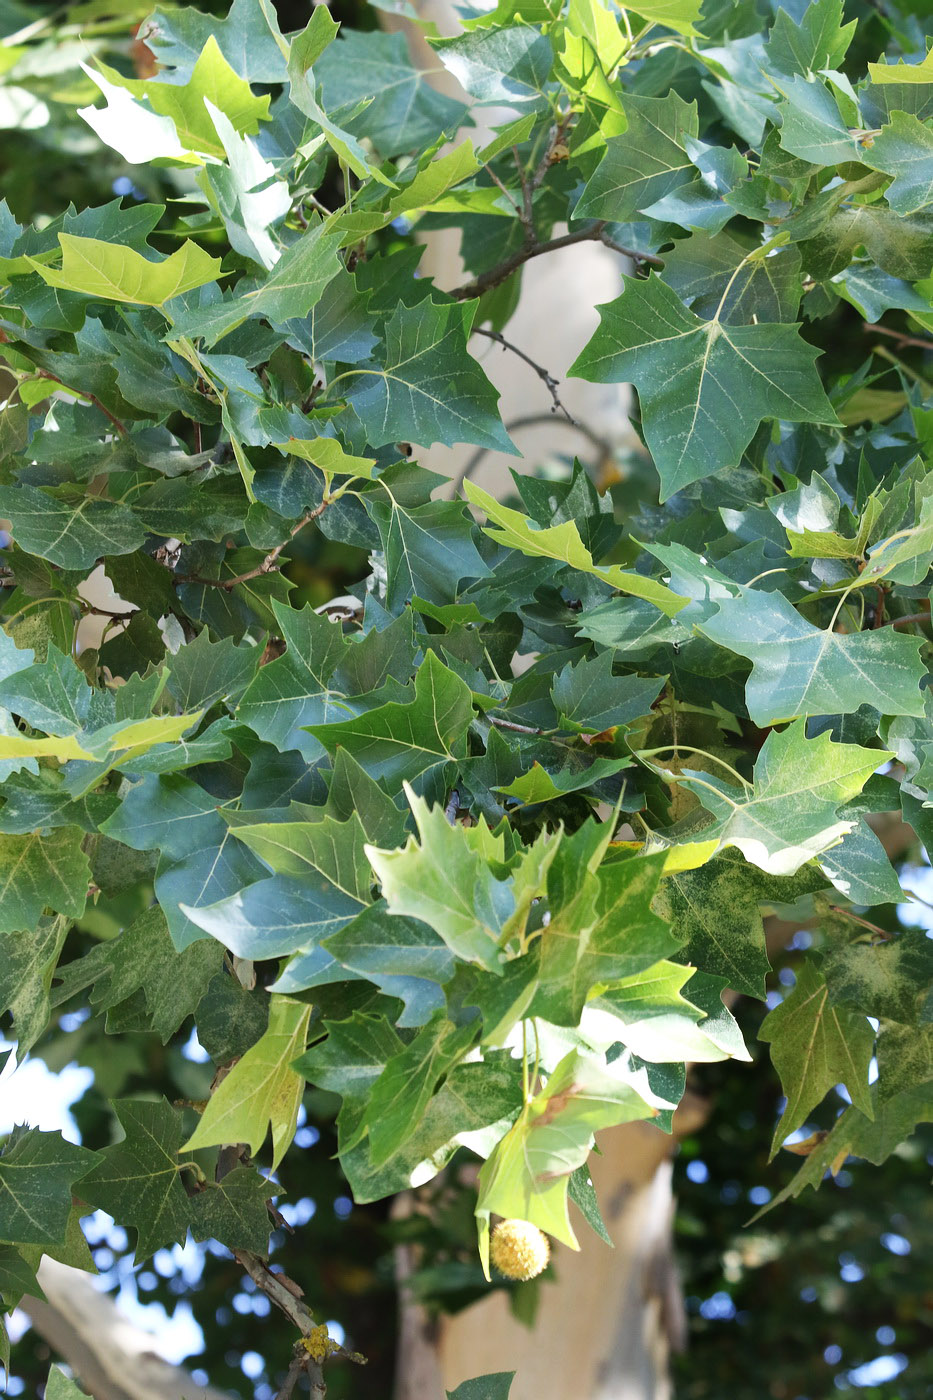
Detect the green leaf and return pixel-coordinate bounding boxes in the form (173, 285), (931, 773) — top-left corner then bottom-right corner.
(673, 719), (885, 875)
(345, 300), (516, 454)
(765, 0), (856, 78)
(236, 600), (351, 759)
(180, 868), (365, 966)
(463, 481), (686, 616)
(531, 841), (675, 1026)
(79, 1097), (271, 1258)
(447, 1375), (515, 1400)
(368, 790), (559, 968)
(575, 92), (699, 222)
(653, 853), (799, 1000)
(315, 29), (468, 156)
(30, 235), (221, 306)
(0, 1129), (94, 1246)
(754, 1081), (933, 1218)
(59, 906), (223, 1044)
(697, 585), (927, 724)
(821, 929), (933, 1026)
(227, 808), (372, 899)
(188, 1166), (274, 1255)
(434, 25), (553, 107)
(183, 995), (311, 1169)
(0, 644), (89, 736)
(305, 651), (474, 797)
(165, 629), (258, 713)
(294, 1011), (404, 1146)
(286, 8), (396, 185)
(551, 654), (665, 732)
(365, 494), (492, 608)
(760, 959), (875, 1155)
(0, 484), (146, 571)
(78, 1099), (193, 1258)
(773, 75), (862, 164)
(625, 0), (701, 36)
(0, 917), (69, 1058)
(364, 1012), (479, 1164)
(166, 221), (343, 344)
(495, 754), (631, 806)
(323, 903), (452, 1026)
(87, 36), (271, 160)
(800, 203), (933, 282)
(0, 827), (90, 935)
(861, 110), (933, 216)
(571, 273), (838, 500)
(45, 1368), (90, 1400)
(142, 0), (289, 83)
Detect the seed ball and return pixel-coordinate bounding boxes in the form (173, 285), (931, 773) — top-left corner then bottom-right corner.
(489, 1219), (550, 1281)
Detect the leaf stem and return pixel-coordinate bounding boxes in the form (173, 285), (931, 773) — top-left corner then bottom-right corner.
(449, 222), (663, 301)
(473, 327), (578, 425)
(637, 745), (752, 791)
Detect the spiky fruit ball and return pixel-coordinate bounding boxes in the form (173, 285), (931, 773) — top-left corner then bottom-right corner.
(489, 1219), (550, 1281)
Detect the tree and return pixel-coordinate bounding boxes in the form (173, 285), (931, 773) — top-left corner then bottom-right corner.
(0, 0), (932, 1396)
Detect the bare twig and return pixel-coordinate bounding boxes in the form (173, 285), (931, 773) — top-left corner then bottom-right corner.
(512, 145), (535, 236)
(450, 221), (662, 301)
(530, 109), (575, 194)
(473, 327), (578, 425)
(34, 370), (128, 436)
(490, 715), (544, 735)
(275, 1347), (325, 1400)
(828, 905), (894, 940)
(881, 610), (931, 630)
(863, 322), (933, 352)
(482, 161), (520, 214)
(80, 602), (136, 623)
(175, 499), (330, 592)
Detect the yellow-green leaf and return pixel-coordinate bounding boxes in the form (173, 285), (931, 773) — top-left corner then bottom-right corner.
(29, 235), (221, 307)
(183, 995), (311, 1169)
(464, 480), (686, 617)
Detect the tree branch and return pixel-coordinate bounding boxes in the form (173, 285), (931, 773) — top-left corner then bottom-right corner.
(473, 327), (578, 425)
(175, 499), (330, 592)
(881, 610), (931, 629)
(450, 222), (663, 301)
(35, 369), (128, 436)
(863, 322), (933, 352)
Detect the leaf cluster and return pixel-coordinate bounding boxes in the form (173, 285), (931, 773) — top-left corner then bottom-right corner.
(1, 0), (932, 1383)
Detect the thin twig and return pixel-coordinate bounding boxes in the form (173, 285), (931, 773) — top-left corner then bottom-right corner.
(34, 370), (128, 436)
(175, 499), (330, 592)
(828, 906), (894, 940)
(881, 610), (931, 630)
(863, 322), (933, 352)
(512, 145), (535, 236)
(81, 603), (136, 623)
(483, 161), (520, 215)
(530, 109), (574, 194)
(473, 327), (578, 425)
(450, 222), (663, 301)
(275, 1351), (311, 1400)
(490, 715), (544, 735)
(872, 584), (886, 629)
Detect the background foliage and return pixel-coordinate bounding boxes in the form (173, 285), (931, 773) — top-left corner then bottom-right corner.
(1, 0), (932, 1394)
